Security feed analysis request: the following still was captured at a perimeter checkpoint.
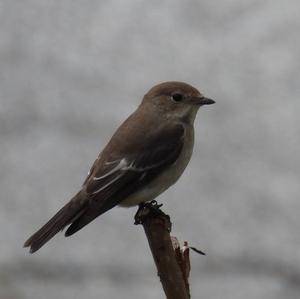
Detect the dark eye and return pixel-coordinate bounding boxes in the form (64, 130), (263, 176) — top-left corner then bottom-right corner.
(172, 93), (183, 102)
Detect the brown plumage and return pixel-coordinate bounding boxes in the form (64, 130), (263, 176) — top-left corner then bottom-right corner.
(24, 81), (214, 253)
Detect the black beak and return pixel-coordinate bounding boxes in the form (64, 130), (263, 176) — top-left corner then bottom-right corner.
(199, 97), (215, 105)
(189, 96), (215, 106)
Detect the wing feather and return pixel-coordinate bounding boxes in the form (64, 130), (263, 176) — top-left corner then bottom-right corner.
(64, 123), (185, 236)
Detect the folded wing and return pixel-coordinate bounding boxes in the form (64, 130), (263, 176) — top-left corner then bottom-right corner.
(65, 123), (185, 236)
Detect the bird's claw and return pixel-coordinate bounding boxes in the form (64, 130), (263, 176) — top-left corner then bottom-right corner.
(134, 200), (168, 225)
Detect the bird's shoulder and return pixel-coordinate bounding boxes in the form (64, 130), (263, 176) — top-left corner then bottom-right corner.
(102, 109), (185, 159)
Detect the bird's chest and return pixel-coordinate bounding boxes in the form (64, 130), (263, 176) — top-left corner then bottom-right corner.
(165, 124), (194, 182)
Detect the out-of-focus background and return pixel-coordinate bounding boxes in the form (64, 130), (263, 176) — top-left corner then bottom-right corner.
(1, 1), (299, 298)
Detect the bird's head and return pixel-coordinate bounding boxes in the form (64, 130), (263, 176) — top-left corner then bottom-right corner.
(142, 81), (215, 123)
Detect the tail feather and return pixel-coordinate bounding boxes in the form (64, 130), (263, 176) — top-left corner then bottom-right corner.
(64, 196), (121, 237)
(24, 195), (86, 253)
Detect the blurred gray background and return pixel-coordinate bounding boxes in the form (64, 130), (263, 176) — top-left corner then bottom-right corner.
(1, 0), (299, 298)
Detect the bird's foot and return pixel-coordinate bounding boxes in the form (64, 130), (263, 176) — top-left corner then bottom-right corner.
(134, 200), (169, 225)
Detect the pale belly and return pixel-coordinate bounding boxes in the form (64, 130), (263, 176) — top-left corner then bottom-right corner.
(119, 124), (194, 207)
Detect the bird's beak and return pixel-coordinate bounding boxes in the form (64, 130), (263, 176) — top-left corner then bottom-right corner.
(188, 96), (215, 106)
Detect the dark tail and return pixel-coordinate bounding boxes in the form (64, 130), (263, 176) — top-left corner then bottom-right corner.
(24, 193), (86, 253)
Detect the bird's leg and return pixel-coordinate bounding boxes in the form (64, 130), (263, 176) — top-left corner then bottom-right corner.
(134, 200), (169, 225)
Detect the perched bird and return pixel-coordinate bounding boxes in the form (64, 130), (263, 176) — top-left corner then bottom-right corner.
(24, 81), (215, 253)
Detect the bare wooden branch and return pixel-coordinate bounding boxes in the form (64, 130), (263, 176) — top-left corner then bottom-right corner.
(135, 205), (191, 299)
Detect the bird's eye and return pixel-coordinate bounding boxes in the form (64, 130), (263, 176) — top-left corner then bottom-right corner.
(172, 93), (183, 102)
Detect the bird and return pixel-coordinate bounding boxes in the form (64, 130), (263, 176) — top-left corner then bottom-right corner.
(24, 81), (215, 253)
